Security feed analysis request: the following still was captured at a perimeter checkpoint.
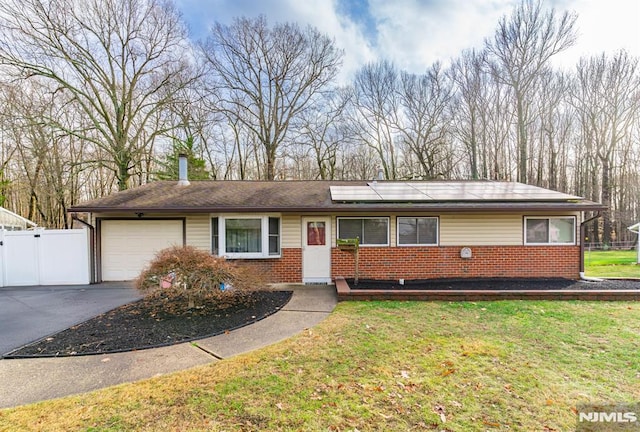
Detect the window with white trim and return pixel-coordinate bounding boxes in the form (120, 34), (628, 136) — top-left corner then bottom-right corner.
(525, 217), (575, 245)
(212, 216), (280, 258)
(397, 217), (438, 246)
(337, 217), (389, 246)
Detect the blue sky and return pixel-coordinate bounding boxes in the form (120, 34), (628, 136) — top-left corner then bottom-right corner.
(175, 0), (640, 81)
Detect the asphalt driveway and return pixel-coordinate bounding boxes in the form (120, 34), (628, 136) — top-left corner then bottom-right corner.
(0, 283), (142, 356)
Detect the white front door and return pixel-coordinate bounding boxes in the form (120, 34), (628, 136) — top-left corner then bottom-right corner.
(302, 217), (331, 284)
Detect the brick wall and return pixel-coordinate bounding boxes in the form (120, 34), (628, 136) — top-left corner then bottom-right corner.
(231, 248), (302, 283)
(331, 245), (581, 280)
(232, 245), (580, 283)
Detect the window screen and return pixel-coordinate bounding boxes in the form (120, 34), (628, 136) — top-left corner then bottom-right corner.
(338, 218), (388, 245)
(398, 217), (438, 245)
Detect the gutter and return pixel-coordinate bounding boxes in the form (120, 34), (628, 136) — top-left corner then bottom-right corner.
(627, 223), (640, 265)
(579, 212), (603, 282)
(71, 213), (96, 284)
(68, 203), (607, 214)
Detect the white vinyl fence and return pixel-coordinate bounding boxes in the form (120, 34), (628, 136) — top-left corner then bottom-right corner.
(0, 228), (90, 287)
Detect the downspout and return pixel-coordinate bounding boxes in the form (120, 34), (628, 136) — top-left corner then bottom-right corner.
(627, 223), (640, 265)
(580, 212), (603, 282)
(71, 213), (96, 284)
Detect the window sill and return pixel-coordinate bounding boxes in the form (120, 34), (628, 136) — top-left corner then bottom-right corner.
(223, 253), (282, 259)
(524, 243), (576, 246)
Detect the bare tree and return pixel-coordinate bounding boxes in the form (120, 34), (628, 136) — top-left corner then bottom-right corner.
(0, 78), (92, 227)
(0, 82), (19, 206)
(573, 51), (640, 246)
(397, 63), (454, 179)
(339, 143), (379, 180)
(0, 0), (197, 190)
(614, 132), (640, 242)
(296, 87), (352, 179)
(160, 81), (220, 179)
(450, 52), (516, 181)
(212, 102), (266, 180)
(533, 70), (573, 191)
(350, 60), (400, 179)
(485, 0), (577, 183)
(450, 49), (488, 179)
(202, 15), (343, 180)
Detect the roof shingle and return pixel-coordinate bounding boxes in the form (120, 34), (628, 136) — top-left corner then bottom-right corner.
(69, 180), (605, 213)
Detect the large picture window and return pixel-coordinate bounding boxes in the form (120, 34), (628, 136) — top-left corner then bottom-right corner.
(397, 217), (438, 246)
(212, 216), (280, 258)
(337, 217), (389, 246)
(226, 218), (262, 253)
(525, 217), (575, 245)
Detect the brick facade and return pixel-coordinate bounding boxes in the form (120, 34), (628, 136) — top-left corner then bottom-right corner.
(232, 248), (302, 283)
(235, 245), (580, 283)
(331, 245), (580, 281)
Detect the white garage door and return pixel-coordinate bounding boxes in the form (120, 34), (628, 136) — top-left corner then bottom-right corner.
(101, 219), (184, 281)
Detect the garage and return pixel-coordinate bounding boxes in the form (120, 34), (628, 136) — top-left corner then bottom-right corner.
(100, 219), (184, 281)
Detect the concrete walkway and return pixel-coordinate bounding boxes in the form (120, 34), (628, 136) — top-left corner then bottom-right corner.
(0, 285), (337, 409)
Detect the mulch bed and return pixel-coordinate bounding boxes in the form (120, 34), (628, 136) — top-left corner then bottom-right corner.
(5, 290), (292, 358)
(347, 278), (640, 291)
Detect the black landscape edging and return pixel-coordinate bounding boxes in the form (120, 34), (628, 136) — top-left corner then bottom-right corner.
(3, 290), (293, 359)
(345, 277), (640, 291)
(336, 276), (640, 301)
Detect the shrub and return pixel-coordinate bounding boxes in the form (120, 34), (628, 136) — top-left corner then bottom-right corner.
(135, 246), (267, 307)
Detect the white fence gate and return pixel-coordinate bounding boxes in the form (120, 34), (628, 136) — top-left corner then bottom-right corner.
(0, 228), (90, 287)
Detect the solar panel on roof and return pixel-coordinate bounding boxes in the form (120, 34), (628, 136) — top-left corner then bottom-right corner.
(426, 192), (475, 199)
(330, 182), (583, 203)
(377, 191), (432, 200)
(329, 186), (382, 201)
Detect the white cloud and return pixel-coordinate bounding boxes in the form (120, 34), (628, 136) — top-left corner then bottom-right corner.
(554, 0), (640, 68)
(369, 0), (514, 72)
(175, 0), (640, 80)
(279, 0), (377, 83)
(174, 0), (375, 83)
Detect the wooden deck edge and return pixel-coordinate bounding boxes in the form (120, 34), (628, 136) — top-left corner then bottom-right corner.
(334, 277), (640, 301)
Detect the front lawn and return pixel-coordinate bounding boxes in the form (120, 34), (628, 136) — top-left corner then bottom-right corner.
(584, 249), (640, 277)
(2, 301), (639, 431)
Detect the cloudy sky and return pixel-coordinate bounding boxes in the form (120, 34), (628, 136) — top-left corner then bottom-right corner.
(175, 0), (640, 81)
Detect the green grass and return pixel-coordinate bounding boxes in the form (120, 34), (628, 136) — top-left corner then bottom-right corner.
(584, 249), (640, 277)
(2, 301), (640, 431)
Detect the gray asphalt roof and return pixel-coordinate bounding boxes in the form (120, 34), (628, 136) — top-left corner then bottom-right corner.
(68, 180), (605, 213)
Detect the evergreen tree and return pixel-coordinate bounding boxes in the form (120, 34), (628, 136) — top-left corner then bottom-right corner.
(156, 137), (210, 181)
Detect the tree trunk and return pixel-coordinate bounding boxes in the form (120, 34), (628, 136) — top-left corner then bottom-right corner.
(266, 153), (276, 180)
(117, 162), (130, 191)
(516, 95), (527, 183)
(470, 116), (478, 179)
(601, 157), (612, 246)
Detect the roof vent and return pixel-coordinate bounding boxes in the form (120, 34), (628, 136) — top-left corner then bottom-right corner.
(177, 153), (190, 186)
